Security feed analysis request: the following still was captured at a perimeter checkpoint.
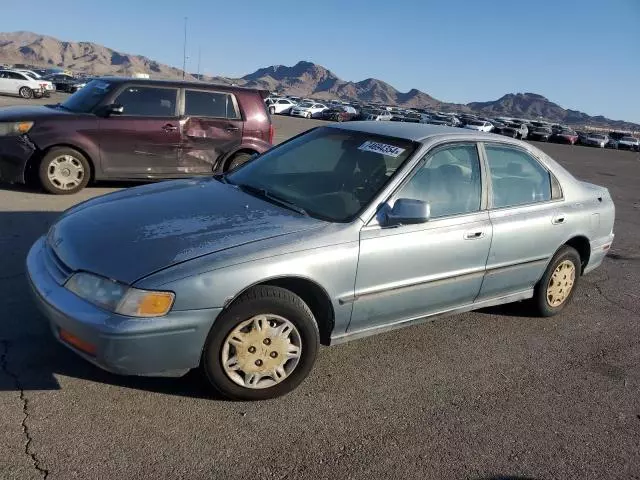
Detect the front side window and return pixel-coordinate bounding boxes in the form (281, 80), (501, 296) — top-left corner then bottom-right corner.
(485, 145), (551, 208)
(227, 127), (417, 222)
(114, 86), (178, 116)
(394, 144), (482, 219)
(185, 90), (239, 119)
(59, 79), (115, 113)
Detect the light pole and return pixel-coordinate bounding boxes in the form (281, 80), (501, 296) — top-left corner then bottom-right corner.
(182, 17), (188, 79)
(197, 46), (201, 80)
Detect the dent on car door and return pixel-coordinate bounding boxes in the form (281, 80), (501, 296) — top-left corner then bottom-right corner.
(97, 85), (181, 176)
(179, 89), (243, 174)
(348, 143), (492, 334)
(477, 143), (568, 300)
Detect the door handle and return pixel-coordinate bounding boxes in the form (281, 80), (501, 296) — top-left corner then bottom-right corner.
(225, 126), (239, 132)
(162, 124), (178, 132)
(552, 215), (566, 225)
(464, 231), (485, 240)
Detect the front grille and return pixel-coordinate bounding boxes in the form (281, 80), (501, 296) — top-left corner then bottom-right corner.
(43, 243), (73, 285)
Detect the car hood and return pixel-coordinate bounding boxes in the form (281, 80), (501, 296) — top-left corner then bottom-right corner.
(0, 105), (77, 121)
(47, 178), (325, 284)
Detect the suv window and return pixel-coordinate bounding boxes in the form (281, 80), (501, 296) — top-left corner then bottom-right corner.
(114, 86), (178, 116)
(485, 145), (551, 208)
(185, 90), (240, 119)
(395, 144), (482, 219)
(277, 99), (290, 105)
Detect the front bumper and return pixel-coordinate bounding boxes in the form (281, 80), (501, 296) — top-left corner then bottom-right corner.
(26, 236), (222, 377)
(0, 135), (36, 184)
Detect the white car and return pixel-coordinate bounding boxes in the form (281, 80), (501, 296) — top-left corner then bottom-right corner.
(0, 70), (46, 99)
(365, 110), (393, 121)
(582, 133), (608, 148)
(12, 70), (55, 96)
(463, 120), (494, 132)
(290, 102), (328, 119)
(266, 98), (297, 115)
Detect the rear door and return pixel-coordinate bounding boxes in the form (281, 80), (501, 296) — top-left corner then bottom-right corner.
(178, 89), (243, 174)
(477, 143), (568, 300)
(97, 84), (180, 177)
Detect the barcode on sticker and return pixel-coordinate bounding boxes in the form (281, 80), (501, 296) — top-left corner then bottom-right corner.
(358, 141), (405, 157)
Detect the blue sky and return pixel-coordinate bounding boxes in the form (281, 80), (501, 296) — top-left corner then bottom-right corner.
(1, 0), (639, 122)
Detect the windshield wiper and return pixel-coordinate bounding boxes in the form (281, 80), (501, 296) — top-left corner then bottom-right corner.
(55, 103), (73, 112)
(235, 183), (308, 216)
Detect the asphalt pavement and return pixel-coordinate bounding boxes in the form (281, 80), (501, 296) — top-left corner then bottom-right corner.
(0, 103), (639, 479)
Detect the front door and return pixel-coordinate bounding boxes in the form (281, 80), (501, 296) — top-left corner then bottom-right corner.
(348, 143), (492, 334)
(97, 85), (180, 177)
(0, 71), (21, 94)
(178, 89), (243, 174)
(477, 143), (570, 299)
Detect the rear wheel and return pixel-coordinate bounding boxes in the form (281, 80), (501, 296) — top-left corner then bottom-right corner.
(531, 245), (581, 317)
(19, 87), (34, 99)
(226, 152), (254, 171)
(201, 286), (320, 400)
(38, 147), (90, 194)
(269, 106), (275, 115)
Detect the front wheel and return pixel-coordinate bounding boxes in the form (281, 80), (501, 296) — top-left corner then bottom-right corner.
(531, 245), (581, 317)
(38, 147), (90, 194)
(201, 286), (320, 400)
(269, 106), (275, 115)
(306, 112), (312, 119)
(19, 87), (34, 99)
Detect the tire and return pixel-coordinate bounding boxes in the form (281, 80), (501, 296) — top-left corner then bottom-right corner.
(38, 147), (90, 195)
(201, 285), (320, 400)
(306, 112), (312, 119)
(531, 245), (581, 317)
(19, 87), (34, 99)
(336, 115), (343, 122)
(226, 152), (254, 171)
(269, 106), (275, 115)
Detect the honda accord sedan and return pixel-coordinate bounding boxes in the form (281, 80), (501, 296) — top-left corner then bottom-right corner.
(27, 123), (615, 400)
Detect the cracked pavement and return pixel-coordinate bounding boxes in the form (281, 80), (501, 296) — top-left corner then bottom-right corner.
(0, 116), (639, 479)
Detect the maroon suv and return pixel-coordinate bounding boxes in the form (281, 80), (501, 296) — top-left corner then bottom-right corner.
(0, 78), (273, 194)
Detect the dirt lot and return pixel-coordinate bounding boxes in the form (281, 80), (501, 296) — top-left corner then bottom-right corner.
(0, 98), (639, 479)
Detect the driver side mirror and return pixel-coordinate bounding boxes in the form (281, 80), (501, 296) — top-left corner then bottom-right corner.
(383, 198), (430, 227)
(100, 104), (123, 116)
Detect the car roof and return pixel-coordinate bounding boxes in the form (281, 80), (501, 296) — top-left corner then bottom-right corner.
(93, 76), (268, 95)
(327, 121), (496, 142)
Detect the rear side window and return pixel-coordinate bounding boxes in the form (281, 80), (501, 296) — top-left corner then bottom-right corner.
(185, 90), (240, 119)
(115, 86), (178, 116)
(485, 145), (552, 208)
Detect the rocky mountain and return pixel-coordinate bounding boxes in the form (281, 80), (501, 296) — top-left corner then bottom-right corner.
(0, 31), (196, 80)
(0, 31), (636, 129)
(467, 93), (638, 131)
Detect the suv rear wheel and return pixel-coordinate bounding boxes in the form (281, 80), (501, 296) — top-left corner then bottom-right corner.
(39, 147), (90, 194)
(226, 152), (254, 171)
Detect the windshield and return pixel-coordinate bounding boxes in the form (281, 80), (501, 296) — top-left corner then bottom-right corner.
(621, 137), (637, 142)
(468, 120), (485, 126)
(59, 79), (115, 113)
(226, 127), (417, 222)
(590, 134), (606, 140)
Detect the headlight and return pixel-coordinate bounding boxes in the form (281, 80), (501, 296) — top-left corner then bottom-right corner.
(0, 121), (34, 136)
(65, 272), (174, 317)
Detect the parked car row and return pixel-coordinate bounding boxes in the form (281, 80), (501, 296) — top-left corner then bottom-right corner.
(0, 67), (89, 100)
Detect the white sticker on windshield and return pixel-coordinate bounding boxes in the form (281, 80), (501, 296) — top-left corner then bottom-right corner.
(358, 140), (405, 157)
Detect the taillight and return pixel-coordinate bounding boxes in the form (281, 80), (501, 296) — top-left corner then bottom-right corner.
(269, 124), (274, 144)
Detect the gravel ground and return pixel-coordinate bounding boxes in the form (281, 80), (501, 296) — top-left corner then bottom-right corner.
(0, 102), (639, 479)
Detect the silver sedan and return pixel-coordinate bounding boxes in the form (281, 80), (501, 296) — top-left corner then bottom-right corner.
(27, 123), (615, 400)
